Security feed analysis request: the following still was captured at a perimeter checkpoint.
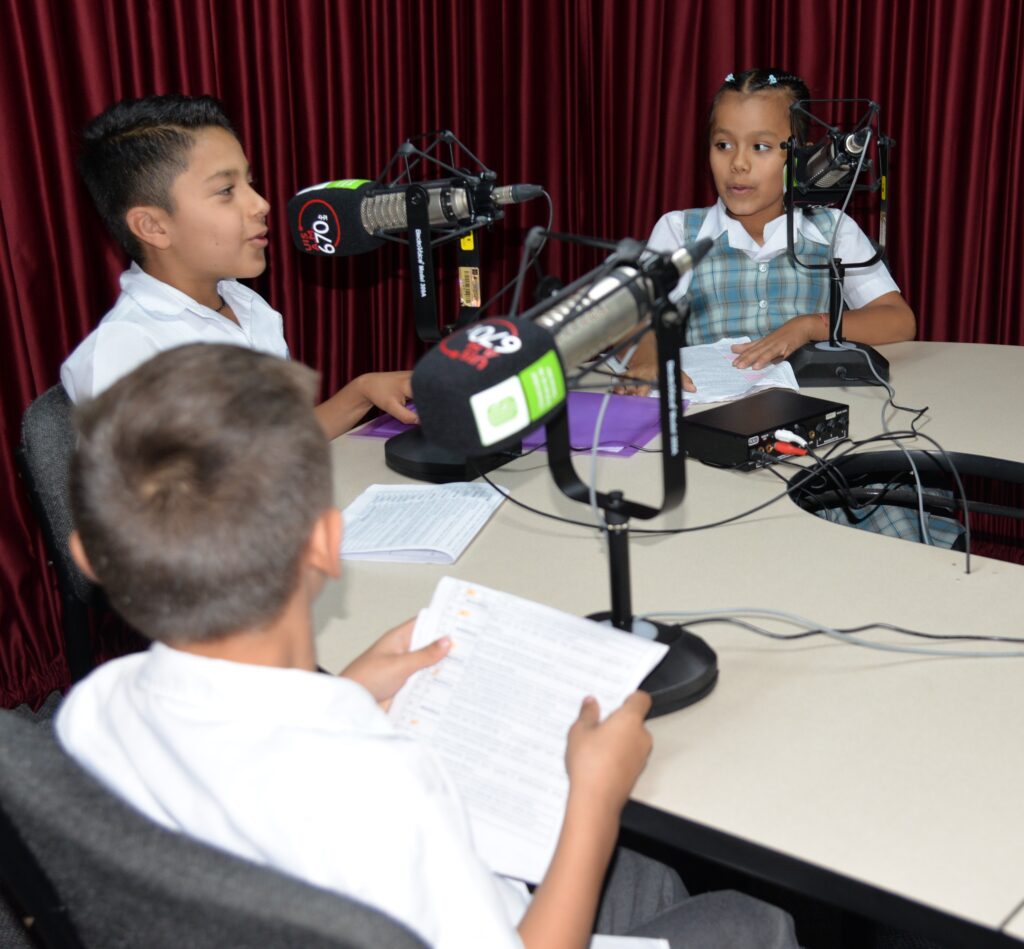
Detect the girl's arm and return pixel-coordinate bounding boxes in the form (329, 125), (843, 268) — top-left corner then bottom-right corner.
(731, 290), (915, 370)
(613, 329), (697, 396)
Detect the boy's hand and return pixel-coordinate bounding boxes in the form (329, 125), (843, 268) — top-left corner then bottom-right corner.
(730, 315), (819, 370)
(565, 692), (653, 815)
(340, 619), (450, 710)
(358, 370), (418, 425)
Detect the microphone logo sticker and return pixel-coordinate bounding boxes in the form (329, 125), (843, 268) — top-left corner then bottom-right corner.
(439, 319), (523, 372)
(487, 397), (519, 427)
(295, 199), (340, 255)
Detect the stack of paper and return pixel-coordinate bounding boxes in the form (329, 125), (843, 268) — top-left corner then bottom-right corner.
(341, 483), (505, 564)
(682, 336), (799, 404)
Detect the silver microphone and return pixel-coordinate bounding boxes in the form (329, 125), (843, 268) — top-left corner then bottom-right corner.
(533, 241), (712, 370)
(360, 182), (543, 234)
(802, 129), (870, 189)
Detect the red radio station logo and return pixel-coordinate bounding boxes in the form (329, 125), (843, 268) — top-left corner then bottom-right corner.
(297, 199), (339, 255)
(439, 319), (524, 372)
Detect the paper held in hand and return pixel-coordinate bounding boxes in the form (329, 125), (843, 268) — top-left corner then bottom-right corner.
(388, 576), (669, 883)
(341, 482), (505, 564)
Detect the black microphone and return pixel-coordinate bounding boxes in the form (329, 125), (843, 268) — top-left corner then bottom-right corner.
(288, 178), (543, 257)
(412, 239), (713, 456)
(798, 128), (870, 190)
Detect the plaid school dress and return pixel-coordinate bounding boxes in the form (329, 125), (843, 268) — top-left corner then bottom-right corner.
(678, 207), (835, 345)
(678, 206), (964, 549)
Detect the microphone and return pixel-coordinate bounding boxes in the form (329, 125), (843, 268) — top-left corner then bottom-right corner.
(412, 238), (713, 456)
(288, 178), (543, 257)
(798, 128), (870, 190)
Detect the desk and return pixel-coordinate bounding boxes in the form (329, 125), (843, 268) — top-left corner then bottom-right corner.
(312, 342), (1024, 947)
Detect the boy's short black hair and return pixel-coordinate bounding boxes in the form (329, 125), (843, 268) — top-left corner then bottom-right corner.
(78, 94), (236, 261)
(70, 344), (332, 643)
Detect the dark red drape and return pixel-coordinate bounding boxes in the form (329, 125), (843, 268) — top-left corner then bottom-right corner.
(3, 0), (1022, 706)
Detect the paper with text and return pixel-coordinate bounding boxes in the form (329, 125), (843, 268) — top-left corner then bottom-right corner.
(341, 483), (505, 563)
(389, 577), (668, 883)
(682, 337), (799, 404)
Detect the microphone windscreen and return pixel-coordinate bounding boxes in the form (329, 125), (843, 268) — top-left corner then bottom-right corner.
(287, 180), (385, 257)
(413, 318), (567, 456)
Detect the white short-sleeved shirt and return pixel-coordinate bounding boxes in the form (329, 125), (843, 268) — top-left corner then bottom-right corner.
(646, 198), (898, 308)
(55, 645), (526, 949)
(60, 264), (290, 402)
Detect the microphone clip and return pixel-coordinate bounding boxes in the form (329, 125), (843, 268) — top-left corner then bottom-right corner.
(784, 99), (890, 206)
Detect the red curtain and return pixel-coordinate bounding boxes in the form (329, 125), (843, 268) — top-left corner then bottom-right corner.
(2, 0), (1022, 706)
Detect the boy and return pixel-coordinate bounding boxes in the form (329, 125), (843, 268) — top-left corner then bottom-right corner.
(56, 343), (799, 948)
(60, 94), (414, 439)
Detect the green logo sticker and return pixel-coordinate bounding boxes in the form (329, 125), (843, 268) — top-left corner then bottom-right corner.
(324, 178), (371, 189)
(487, 396), (519, 427)
(519, 350), (566, 420)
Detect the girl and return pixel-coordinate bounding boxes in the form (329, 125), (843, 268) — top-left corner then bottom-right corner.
(622, 68), (915, 393)
(624, 70), (962, 549)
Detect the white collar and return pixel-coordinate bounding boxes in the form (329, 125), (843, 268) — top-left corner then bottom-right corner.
(120, 262), (252, 321)
(702, 199), (831, 261)
(142, 642), (394, 734)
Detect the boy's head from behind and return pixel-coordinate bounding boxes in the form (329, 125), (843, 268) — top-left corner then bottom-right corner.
(78, 94), (254, 264)
(70, 344), (332, 644)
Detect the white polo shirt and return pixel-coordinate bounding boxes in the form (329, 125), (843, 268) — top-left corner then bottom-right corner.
(55, 644), (526, 949)
(647, 199), (898, 308)
(60, 264), (290, 402)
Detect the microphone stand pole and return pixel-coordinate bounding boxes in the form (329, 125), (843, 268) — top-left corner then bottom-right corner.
(546, 296), (717, 718)
(385, 185), (519, 482)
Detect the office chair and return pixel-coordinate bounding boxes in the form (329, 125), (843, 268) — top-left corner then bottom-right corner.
(0, 711), (428, 949)
(16, 384), (101, 681)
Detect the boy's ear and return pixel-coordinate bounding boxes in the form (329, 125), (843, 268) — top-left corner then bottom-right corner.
(68, 531), (100, 582)
(306, 507), (342, 579)
(125, 206), (173, 252)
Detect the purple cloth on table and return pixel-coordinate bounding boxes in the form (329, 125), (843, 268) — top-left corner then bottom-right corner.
(350, 391), (671, 457)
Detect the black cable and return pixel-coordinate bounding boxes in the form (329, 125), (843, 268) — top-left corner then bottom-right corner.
(799, 443), (913, 524)
(475, 465), (603, 529)
(764, 427), (971, 569)
(827, 429), (972, 570)
(476, 192), (556, 318)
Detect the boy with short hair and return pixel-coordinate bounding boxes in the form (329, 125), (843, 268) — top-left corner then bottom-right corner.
(61, 94), (414, 438)
(56, 343), (799, 948)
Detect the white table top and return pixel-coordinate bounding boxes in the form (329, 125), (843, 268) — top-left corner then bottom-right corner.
(313, 341), (1024, 938)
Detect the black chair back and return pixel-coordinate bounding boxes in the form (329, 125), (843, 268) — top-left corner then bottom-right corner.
(16, 384), (99, 680)
(0, 711), (426, 949)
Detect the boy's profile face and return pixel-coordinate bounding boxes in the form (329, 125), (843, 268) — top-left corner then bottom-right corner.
(158, 126), (270, 283)
(708, 90), (791, 236)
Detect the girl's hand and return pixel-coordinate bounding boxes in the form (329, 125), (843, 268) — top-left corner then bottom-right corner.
(730, 315), (819, 370)
(613, 360), (697, 396)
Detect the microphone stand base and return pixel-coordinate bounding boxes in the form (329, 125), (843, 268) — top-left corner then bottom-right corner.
(788, 341), (889, 387)
(589, 612), (718, 718)
(384, 428), (519, 483)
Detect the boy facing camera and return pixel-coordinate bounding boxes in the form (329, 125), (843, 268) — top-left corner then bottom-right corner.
(61, 94), (414, 438)
(56, 344), (800, 949)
